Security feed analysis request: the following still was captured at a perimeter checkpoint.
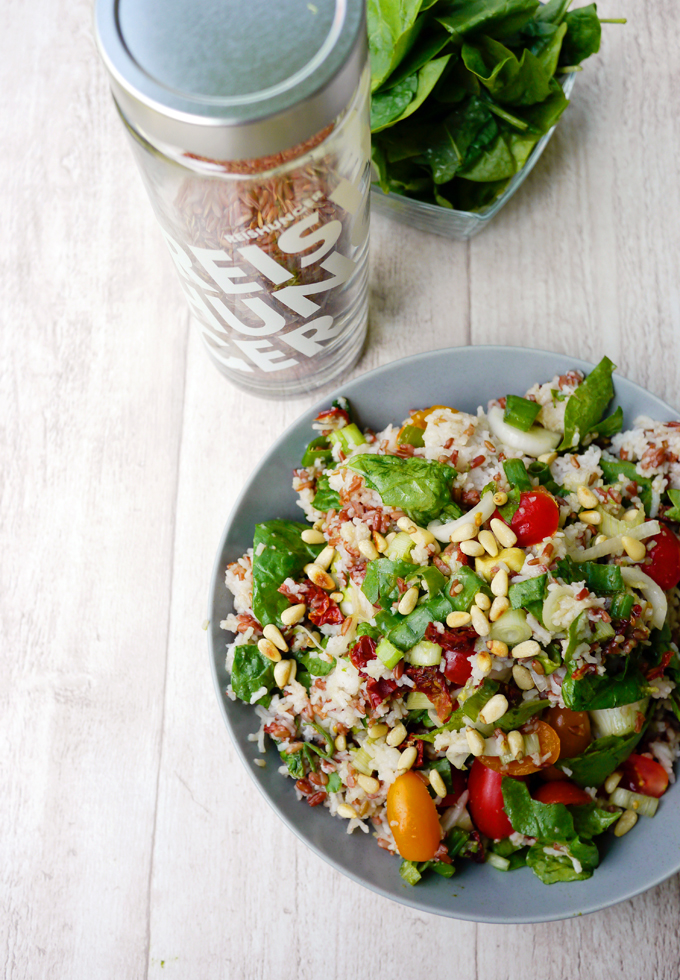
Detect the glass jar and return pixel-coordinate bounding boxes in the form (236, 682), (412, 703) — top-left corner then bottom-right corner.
(95, 0), (370, 398)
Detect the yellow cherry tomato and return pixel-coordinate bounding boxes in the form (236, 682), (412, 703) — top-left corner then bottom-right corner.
(386, 771), (441, 861)
(409, 405), (458, 429)
(479, 721), (561, 777)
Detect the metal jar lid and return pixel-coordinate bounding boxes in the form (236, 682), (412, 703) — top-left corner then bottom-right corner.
(95, 0), (367, 162)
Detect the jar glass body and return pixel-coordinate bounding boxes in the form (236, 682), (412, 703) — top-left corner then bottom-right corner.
(121, 65), (371, 398)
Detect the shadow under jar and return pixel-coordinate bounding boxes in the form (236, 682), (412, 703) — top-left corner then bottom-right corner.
(96, 0), (371, 398)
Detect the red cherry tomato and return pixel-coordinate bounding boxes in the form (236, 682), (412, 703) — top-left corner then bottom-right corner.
(442, 649), (473, 685)
(533, 781), (592, 806)
(495, 487), (560, 547)
(619, 753), (669, 799)
(467, 760), (515, 840)
(644, 523), (680, 591)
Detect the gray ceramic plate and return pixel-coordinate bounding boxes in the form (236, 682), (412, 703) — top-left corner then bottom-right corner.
(208, 345), (680, 922)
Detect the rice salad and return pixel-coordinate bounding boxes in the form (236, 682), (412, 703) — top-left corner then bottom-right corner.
(220, 357), (680, 886)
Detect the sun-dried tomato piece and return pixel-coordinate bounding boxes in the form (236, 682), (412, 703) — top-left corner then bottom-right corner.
(405, 665), (454, 722)
(365, 676), (398, 709)
(277, 580), (343, 626)
(349, 635), (377, 676)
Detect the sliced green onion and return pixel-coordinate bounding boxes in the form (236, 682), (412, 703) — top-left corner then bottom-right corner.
(376, 637), (402, 670)
(350, 747), (374, 776)
(590, 619), (615, 644)
(609, 787), (659, 818)
(384, 531), (415, 562)
(399, 861), (423, 885)
(328, 423), (366, 454)
(489, 608), (533, 646)
(503, 396), (541, 433)
(589, 699), (649, 738)
(405, 640), (442, 667)
(301, 436), (332, 467)
(486, 852), (511, 871)
(508, 575), (547, 610)
(503, 457), (533, 491)
(524, 733), (540, 757)
(397, 424), (425, 448)
(610, 592), (634, 620)
(405, 691), (435, 710)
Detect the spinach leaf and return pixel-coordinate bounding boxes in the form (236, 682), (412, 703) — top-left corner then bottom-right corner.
(571, 802), (620, 838)
(312, 474), (341, 512)
(419, 680), (500, 741)
(508, 574), (547, 609)
(555, 555), (624, 595)
(462, 36), (553, 106)
(437, 0), (539, 40)
(495, 697), (549, 732)
(368, 0), (425, 92)
(525, 838), (599, 884)
(665, 488), (680, 522)
(599, 456), (653, 513)
(562, 660), (648, 711)
(555, 729), (645, 787)
(326, 772), (342, 793)
(295, 649), (335, 676)
(361, 557), (418, 607)
(251, 520), (322, 628)
(371, 73), (419, 131)
(301, 436), (332, 467)
(590, 406), (624, 438)
(560, 3), (601, 66)
(559, 356), (616, 450)
(502, 778), (577, 841)
(230, 644), (276, 707)
(345, 454), (453, 524)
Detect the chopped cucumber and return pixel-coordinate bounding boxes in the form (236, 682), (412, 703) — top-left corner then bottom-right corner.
(609, 787), (659, 817)
(376, 637), (402, 670)
(589, 699), (649, 738)
(405, 692), (434, 710)
(385, 531), (416, 562)
(405, 639), (442, 667)
(489, 608), (533, 646)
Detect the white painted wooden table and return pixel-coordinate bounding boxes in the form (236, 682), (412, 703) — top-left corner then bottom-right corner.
(4, 1), (680, 977)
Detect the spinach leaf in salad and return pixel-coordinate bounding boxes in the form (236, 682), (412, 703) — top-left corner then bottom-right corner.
(252, 520), (323, 628)
(312, 474), (341, 512)
(562, 659), (648, 711)
(345, 453), (454, 525)
(559, 355), (616, 450)
(525, 838), (599, 884)
(230, 644), (276, 707)
(294, 648), (336, 677)
(495, 697), (549, 732)
(571, 802), (621, 838)
(664, 488), (680, 522)
(599, 456), (653, 514)
(361, 557), (418, 607)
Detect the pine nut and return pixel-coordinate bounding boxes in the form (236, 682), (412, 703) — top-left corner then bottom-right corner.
(489, 596), (510, 622)
(334, 734), (347, 752)
(281, 603), (306, 626)
(413, 528), (437, 547)
(337, 803), (358, 819)
(304, 563), (335, 590)
(475, 592), (491, 610)
(490, 518), (517, 548)
(580, 510), (601, 526)
(368, 723), (389, 739)
(446, 611), (471, 628)
(478, 693), (509, 725)
(358, 539), (379, 561)
(614, 809), (638, 837)
(508, 730), (525, 760)
(478, 530), (499, 557)
(623, 507), (640, 522)
(604, 771), (622, 794)
(302, 528), (326, 544)
(622, 535), (646, 561)
(313, 519), (324, 531)
(429, 769), (447, 798)
(538, 452), (558, 465)
(398, 746), (418, 771)
(594, 534), (608, 545)
(398, 586), (419, 615)
(460, 539), (485, 557)
(466, 728), (486, 756)
(511, 639), (541, 659)
(492, 491), (508, 506)
(397, 516), (418, 534)
(385, 532), (397, 544)
(257, 637), (282, 662)
(512, 664), (535, 690)
(487, 639), (509, 657)
(357, 774), (380, 795)
(491, 568), (509, 597)
(274, 659), (292, 688)
(263, 623), (288, 651)
(315, 545), (336, 570)
(476, 652), (492, 675)
(577, 486), (599, 509)
(386, 723), (407, 747)
(287, 660), (297, 684)
(254, 758), (266, 768)
(449, 522), (477, 543)
(374, 531), (388, 553)
(470, 605), (490, 637)
(330, 591), (344, 602)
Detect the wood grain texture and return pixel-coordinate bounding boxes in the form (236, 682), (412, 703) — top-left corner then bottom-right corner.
(2, 0), (680, 977)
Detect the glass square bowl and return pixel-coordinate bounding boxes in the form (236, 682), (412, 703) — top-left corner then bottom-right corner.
(370, 74), (576, 240)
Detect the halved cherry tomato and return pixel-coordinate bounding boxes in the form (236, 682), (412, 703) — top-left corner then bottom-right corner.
(644, 523), (680, 591)
(533, 781), (592, 806)
(467, 760), (515, 840)
(386, 771), (441, 861)
(442, 649), (473, 685)
(619, 753), (669, 799)
(479, 721), (561, 776)
(543, 707), (591, 759)
(494, 487), (560, 547)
